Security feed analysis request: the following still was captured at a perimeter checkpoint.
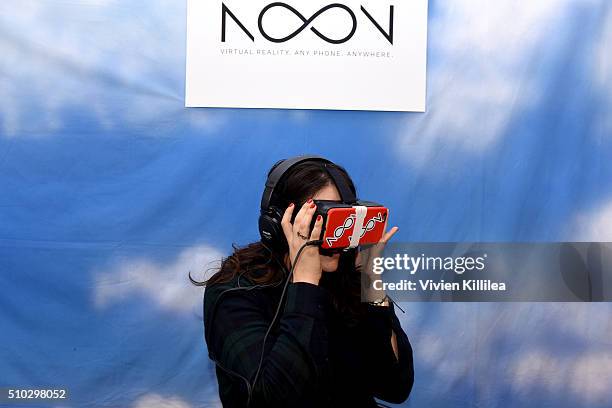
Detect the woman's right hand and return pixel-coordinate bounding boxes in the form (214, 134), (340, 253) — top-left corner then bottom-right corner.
(281, 199), (324, 285)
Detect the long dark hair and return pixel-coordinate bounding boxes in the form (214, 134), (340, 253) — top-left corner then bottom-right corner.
(191, 159), (364, 321)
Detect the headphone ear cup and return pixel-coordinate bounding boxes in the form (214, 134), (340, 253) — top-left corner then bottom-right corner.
(259, 207), (287, 251)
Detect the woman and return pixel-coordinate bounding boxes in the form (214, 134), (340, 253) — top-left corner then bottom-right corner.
(201, 156), (414, 407)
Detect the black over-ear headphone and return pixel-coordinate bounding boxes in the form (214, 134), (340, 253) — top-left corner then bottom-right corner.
(258, 155), (357, 251)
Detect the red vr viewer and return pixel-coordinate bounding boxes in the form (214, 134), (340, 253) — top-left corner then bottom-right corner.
(313, 200), (389, 250)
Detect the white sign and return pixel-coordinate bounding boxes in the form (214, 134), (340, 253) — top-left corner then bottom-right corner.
(186, 0), (428, 111)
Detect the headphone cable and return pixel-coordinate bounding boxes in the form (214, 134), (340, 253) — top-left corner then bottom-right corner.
(248, 238), (322, 406)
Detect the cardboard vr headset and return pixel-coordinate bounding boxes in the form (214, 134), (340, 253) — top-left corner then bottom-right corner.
(313, 200), (388, 250)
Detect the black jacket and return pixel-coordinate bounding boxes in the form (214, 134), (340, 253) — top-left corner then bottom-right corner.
(204, 271), (414, 407)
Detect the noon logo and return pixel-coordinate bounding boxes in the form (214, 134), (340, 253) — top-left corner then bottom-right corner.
(221, 2), (395, 44)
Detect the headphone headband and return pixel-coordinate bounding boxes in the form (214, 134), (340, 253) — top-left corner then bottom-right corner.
(260, 155), (356, 211)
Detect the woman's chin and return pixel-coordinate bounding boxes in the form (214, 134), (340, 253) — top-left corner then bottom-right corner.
(320, 253), (340, 272)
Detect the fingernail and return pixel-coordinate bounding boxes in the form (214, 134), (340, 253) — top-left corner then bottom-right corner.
(288, 203), (294, 208)
(307, 198), (313, 204)
(310, 202), (316, 208)
(317, 215), (322, 221)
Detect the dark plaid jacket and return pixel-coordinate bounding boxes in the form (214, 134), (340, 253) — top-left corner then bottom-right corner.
(203, 273), (414, 407)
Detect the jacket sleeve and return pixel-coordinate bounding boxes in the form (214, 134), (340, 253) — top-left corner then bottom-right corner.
(361, 303), (414, 403)
(205, 282), (331, 406)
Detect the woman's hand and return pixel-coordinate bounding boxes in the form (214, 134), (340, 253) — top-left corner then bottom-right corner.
(281, 199), (324, 285)
(361, 226), (399, 302)
(372, 226), (399, 259)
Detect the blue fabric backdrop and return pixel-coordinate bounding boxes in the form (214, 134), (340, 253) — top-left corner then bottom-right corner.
(1, 1), (611, 407)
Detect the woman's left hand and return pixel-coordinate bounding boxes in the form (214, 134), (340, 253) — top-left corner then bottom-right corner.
(360, 226), (399, 302)
(376, 226), (399, 252)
